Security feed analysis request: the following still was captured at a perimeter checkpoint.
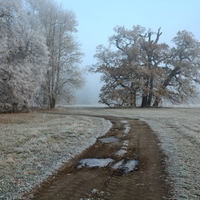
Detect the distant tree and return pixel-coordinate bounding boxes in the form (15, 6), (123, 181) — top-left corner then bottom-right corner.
(26, 0), (85, 108)
(0, 0), (48, 112)
(91, 25), (200, 107)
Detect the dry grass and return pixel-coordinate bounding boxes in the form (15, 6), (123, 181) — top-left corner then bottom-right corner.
(62, 107), (200, 200)
(0, 112), (112, 199)
(1, 107), (200, 199)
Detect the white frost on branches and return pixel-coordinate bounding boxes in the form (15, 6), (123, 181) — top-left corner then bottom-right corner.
(0, 0), (49, 112)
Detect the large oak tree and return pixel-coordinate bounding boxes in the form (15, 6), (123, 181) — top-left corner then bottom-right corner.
(91, 25), (200, 107)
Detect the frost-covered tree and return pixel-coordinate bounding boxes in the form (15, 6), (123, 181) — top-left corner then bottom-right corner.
(92, 25), (200, 107)
(0, 0), (48, 112)
(26, 0), (85, 108)
(153, 30), (200, 106)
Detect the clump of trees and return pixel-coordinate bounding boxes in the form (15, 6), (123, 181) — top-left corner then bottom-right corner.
(0, 0), (84, 112)
(91, 25), (200, 107)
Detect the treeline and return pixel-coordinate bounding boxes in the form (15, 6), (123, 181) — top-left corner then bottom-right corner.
(0, 0), (84, 112)
(91, 26), (200, 107)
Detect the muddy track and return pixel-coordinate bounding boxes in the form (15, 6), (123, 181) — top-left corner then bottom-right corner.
(23, 116), (171, 200)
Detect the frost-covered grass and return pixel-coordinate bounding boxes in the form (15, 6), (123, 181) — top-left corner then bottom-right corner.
(0, 112), (112, 199)
(1, 107), (200, 200)
(63, 107), (200, 199)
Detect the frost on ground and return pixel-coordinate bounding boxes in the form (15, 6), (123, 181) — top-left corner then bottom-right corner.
(1, 107), (200, 200)
(65, 107), (200, 200)
(0, 113), (112, 199)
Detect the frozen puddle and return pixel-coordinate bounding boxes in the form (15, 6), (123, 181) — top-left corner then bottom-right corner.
(120, 120), (128, 124)
(77, 158), (114, 169)
(98, 136), (120, 143)
(120, 120), (131, 135)
(112, 159), (139, 173)
(77, 158), (138, 173)
(116, 149), (127, 156)
(116, 140), (129, 156)
(124, 124), (131, 135)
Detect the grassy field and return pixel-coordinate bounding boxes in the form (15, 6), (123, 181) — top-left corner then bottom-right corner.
(57, 107), (200, 199)
(0, 107), (200, 199)
(0, 112), (112, 199)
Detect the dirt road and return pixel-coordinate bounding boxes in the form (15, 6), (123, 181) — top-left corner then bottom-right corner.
(24, 116), (171, 200)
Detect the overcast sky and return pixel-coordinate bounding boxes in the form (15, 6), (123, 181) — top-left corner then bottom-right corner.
(56, 0), (200, 104)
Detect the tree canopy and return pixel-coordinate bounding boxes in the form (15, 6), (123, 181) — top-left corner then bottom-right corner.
(26, 0), (85, 108)
(0, 0), (85, 112)
(91, 25), (200, 107)
(0, 0), (48, 112)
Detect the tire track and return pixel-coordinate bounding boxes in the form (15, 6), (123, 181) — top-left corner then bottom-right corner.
(24, 117), (171, 200)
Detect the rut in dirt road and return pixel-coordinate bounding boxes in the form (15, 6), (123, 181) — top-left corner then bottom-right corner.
(24, 117), (171, 200)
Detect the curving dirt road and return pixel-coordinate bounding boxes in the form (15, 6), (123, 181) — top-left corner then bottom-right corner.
(24, 116), (171, 200)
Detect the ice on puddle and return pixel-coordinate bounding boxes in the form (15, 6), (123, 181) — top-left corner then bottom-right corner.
(116, 149), (127, 156)
(112, 160), (124, 169)
(98, 136), (120, 143)
(77, 158), (114, 169)
(120, 120), (131, 134)
(123, 140), (129, 146)
(124, 124), (131, 134)
(112, 159), (138, 173)
(116, 140), (128, 156)
(120, 120), (128, 124)
(91, 188), (98, 193)
(91, 188), (104, 195)
(124, 160), (139, 172)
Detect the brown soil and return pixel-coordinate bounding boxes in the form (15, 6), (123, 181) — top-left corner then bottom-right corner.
(23, 116), (171, 200)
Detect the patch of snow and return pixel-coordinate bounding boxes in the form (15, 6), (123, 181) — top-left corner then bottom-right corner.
(116, 140), (128, 156)
(112, 160), (124, 169)
(77, 158), (114, 169)
(120, 120), (128, 124)
(124, 160), (139, 173)
(116, 149), (127, 156)
(98, 136), (119, 143)
(124, 124), (131, 135)
(112, 159), (138, 172)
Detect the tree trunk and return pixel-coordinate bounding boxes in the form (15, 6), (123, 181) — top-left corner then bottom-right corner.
(130, 89), (136, 107)
(153, 97), (161, 107)
(147, 77), (154, 106)
(147, 96), (151, 106)
(12, 102), (18, 112)
(49, 96), (56, 108)
(153, 67), (181, 107)
(163, 67), (181, 87)
(141, 96), (148, 107)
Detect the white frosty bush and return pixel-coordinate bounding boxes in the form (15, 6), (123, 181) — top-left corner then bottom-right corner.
(0, 0), (49, 112)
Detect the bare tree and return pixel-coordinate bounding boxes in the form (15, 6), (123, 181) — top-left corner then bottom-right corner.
(92, 26), (200, 107)
(26, 0), (85, 108)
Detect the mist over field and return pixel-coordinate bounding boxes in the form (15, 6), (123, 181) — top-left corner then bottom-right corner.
(75, 74), (102, 105)
(1, 0), (200, 199)
(76, 70), (200, 106)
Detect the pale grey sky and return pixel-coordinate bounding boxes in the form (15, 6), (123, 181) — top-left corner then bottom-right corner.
(56, 0), (200, 104)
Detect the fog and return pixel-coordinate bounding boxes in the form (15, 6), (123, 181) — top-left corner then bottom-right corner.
(55, 0), (200, 106)
(75, 73), (200, 106)
(76, 73), (102, 105)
